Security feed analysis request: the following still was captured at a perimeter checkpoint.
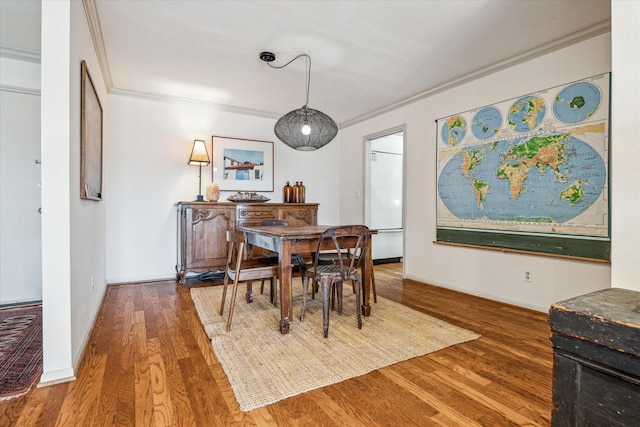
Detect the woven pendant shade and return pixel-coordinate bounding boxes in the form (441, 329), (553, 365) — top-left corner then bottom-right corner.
(261, 51), (338, 151)
(274, 106), (338, 151)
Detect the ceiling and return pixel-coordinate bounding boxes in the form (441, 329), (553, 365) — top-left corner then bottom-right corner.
(1, 1), (611, 126)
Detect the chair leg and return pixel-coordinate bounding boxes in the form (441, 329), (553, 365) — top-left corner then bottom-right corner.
(220, 241), (235, 315)
(300, 275), (309, 321)
(295, 255), (306, 286)
(245, 280), (254, 303)
(355, 277), (362, 329)
(226, 276), (241, 332)
(330, 282), (345, 313)
(371, 271), (377, 304)
(220, 270), (230, 316)
(270, 277), (277, 307)
(321, 276), (332, 338)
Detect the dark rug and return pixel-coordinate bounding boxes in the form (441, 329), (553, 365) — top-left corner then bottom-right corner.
(0, 305), (43, 401)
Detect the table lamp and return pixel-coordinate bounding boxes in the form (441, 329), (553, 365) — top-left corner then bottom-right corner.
(188, 139), (210, 202)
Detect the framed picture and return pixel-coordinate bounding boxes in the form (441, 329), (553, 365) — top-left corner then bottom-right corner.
(211, 136), (274, 192)
(80, 60), (103, 200)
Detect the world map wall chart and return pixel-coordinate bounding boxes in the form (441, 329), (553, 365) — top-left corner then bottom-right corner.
(436, 73), (610, 260)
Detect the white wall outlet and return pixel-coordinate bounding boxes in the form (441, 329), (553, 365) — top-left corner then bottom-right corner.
(523, 270), (533, 283)
(90, 276), (95, 290)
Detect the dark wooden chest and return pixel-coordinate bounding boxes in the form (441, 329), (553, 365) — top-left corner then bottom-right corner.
(549, 288), (640, 426)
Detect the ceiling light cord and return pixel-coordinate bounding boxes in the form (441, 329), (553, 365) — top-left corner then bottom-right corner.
(266, 53), (311, 108)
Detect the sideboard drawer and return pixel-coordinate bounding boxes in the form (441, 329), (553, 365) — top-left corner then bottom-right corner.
(278, 206), (317, 225)
(236, 204), (277, 225)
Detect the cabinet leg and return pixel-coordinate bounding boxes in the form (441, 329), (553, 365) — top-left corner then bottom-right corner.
(177, 268), (186, 285)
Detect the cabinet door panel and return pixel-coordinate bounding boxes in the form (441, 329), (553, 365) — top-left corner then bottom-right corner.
(186, 206), (235, 269)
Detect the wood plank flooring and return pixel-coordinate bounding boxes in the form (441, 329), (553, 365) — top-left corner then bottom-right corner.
(0, 263), (553, 426)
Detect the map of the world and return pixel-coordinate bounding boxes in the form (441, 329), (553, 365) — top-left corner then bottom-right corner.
(436, 73), (610, 251)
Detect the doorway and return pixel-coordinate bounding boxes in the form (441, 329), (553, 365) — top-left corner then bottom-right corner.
(0, 89), (42, 305)
(364, 127), (404, 264)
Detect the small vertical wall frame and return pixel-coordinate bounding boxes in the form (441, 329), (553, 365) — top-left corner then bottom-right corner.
(80, 60), (103, 200)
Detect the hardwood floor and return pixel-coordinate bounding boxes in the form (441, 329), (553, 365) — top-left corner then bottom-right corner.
(0, 263), (553, 426)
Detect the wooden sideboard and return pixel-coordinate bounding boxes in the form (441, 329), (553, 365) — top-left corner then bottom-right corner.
(176, 201), (318, 283)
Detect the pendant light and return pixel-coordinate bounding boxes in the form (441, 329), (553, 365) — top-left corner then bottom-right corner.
(260, 51), (338, 151)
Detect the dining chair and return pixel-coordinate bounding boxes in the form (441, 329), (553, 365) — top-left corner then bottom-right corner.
(258, 220), (308, 301)
(317, 237), (377, 303)
(300, 225), (369, 338)
(219, 230), (280, 332)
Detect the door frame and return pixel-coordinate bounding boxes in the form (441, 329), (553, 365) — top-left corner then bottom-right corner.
(363, 124), (406, 270)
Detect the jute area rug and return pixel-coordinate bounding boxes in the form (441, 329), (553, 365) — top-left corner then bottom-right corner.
(0, 305), (43, 401)
(191, 285), (480, 412)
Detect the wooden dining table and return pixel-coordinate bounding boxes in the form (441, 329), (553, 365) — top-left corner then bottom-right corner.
(238, 224), (375, 334)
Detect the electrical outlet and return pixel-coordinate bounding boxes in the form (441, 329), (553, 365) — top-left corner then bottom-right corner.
(91, 276), (95, 290)
(523, 270), (532, 283)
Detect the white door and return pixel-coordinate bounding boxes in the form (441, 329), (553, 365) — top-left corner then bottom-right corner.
(365, 130), (404, 261)
(0, 89), (42, 304)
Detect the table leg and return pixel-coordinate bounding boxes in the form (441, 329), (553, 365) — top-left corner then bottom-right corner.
(361, 236), (373, 316)
(279, 240), (293, 334)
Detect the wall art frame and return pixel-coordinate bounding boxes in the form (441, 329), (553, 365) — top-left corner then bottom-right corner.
(211, 136), (274, 192)
(435, 73), (611, 261)
(80, 60), (103, 201)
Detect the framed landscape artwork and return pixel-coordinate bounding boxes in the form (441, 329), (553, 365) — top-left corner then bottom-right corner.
(80, 60), (103, 200)
(212, 136), (274, 192)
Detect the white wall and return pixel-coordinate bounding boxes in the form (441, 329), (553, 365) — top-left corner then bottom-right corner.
(105, 95), (341, 283)
(40, 0), (108, 384)
(610, 0), (640, 291)
(339, 34), (613, 311)
(40, 0), (73, 384)
(68, 0), (108, 369)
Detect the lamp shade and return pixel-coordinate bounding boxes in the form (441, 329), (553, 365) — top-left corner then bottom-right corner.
(188, 139), (210, 165)
(274, 106), (338, 151)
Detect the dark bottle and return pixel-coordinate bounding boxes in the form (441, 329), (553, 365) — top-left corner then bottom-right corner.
(292, 182), (300, 203)
(283, 181), (293, 203)
(299, 181), (306, 203)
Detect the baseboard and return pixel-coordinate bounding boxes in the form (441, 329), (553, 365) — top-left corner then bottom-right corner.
(38, 369), (76, 387)
(0, 299), (42, 309)
(71, 285), (109, 376)
(404, 273), (548, 313)
(373, 257), (402, 265)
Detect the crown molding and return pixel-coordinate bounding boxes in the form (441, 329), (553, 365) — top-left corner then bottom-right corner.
(81, 0), (278, 120)
(82, 0), (113, 90)
(339, 19), (611, 129)
(0, 84), (41, 96)
(109, 88), (281, 120)
(0, 46), (40, 63)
